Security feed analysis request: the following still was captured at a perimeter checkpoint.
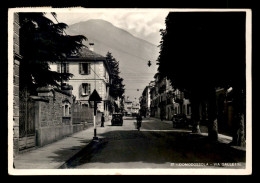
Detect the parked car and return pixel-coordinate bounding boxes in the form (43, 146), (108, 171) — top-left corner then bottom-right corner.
(111, 113), (123, 126)
(132, 113), (138, 117)
(172, 114), (190, 128)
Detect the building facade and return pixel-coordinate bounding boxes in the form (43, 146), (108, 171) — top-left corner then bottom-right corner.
(123, 97), (140, 116)
(124, 99), (133, 116)
(139, 82), (153, 117)
(149, 73), (191, 120)
(49, 44), (113, 118)
(13, 12), (23, 156)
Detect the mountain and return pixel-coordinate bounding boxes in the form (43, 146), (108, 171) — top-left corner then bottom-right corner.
(126, 27), (162, 46)
(66, 19), (160, 100)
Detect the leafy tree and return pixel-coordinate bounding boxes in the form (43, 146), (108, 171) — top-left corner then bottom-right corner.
(106, 52), (125, 99)
(157, 12), (246, 145)
(19, 12), (86, 94)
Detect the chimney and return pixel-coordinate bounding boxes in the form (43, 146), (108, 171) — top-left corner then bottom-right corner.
(89, 43), (94, 51)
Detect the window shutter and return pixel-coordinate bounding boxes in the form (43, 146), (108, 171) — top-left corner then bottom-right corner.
(57, 64), (60, 73)
(66, 63), (69, 73)
(88, 63), (91, 75)
(79, 84), (82, 96)
(88, 83), (91, 94)
(79, 63), (82, 74)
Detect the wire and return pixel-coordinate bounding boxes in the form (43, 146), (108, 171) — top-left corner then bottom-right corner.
(89, 66), (102, 80)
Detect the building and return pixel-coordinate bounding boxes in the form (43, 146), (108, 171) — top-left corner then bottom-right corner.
(122, 97), (140, 116)
(139, 82), (153, 117)
(165, 79), (174, 120)
(150, 74), (160, 118)
(131, 101), (140, 115)
(149, 73), (191, 120)
(13, 12), (23, 156)
(172, 89), (191, 119)
(149, 73), (167, 119)
(123, 98), (133, 116)
(49, 43), (113, 118)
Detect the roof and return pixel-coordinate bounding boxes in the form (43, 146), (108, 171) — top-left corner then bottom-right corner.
(67, 47), (106, 61)
(66, 47), (111, 75)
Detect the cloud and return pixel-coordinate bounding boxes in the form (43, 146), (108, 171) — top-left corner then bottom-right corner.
(116, 12), (167, 36)
(46, 10), (169, 44)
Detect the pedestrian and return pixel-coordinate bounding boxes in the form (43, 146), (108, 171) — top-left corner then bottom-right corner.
(160, 111), (164, 121)
(101, 113), (105, 127)
(136, 113), (142, 131)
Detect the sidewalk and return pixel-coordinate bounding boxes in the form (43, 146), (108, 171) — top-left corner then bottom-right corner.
(14, 124), (97, 169)
(149, 117), (246, 152)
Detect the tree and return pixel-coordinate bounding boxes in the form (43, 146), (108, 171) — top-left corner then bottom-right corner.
(106, 52), (125, 99)
(157, 12), (246, 145)
(19, 12), (86, 94)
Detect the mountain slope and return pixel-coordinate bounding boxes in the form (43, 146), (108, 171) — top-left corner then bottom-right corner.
(66, 19), (160, 100)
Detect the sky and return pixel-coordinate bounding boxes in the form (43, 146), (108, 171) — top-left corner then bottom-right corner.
(45, 9), (169, 45)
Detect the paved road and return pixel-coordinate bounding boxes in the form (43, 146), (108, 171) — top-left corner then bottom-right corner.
(60, 116), (245, 169)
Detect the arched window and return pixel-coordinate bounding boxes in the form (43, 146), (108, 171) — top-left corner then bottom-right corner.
(62, 100), (71, 117)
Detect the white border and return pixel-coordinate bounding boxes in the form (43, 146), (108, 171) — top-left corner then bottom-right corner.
(8, 8), (252, 175)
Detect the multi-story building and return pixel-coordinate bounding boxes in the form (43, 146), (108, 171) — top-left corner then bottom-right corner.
(49, 43), (113, 117)
(123, 97), (140, 116)
(149, 73), (191, 120)
(13, 12), (23, 156)
(139, 81), (153, 117)
(165, 79), (174, 120)
(131, 101), (140, 115)
(123, 98), (133, 116)
(172, 89), (191, 119)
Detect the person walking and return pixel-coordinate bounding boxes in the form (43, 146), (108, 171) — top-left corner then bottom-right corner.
(101, 113), (105, 127)
(160, 111), (164, 121)
(136, 113), (142, 131)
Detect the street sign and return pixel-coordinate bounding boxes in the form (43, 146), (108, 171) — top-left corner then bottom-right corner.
(88, 89), (102, 141)
(89, 89), (102, 102)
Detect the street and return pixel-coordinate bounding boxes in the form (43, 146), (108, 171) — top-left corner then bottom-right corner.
(59, 116), (245, 169)
(11, 11), (251, 176)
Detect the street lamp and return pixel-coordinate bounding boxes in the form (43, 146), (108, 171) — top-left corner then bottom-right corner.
(147, 60), (152, 67)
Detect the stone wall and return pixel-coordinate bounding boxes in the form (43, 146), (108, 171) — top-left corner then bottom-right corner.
(34, 87), (84, 147)
(13, 12), (22, 157)
(13, 59), (20, 156)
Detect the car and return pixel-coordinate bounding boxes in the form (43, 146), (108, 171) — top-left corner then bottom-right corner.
(111, 113), (123, 126)
(132, 113), (138, 117)
(172, 114), (190, 128)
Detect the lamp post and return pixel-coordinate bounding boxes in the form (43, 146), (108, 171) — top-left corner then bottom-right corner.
(89, 89), (102, 140)
(93, 101), (97, 139)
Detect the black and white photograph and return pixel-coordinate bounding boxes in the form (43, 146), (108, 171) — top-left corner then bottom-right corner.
(8, 8), (252, 175)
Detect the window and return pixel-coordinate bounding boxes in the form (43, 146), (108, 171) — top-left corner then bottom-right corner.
(79, 63), (91, 75)
(81, 83), (91, 96)
(62, 102), (71, 117)
(57, 63), (69, 73)
(187, 104), (191, 115)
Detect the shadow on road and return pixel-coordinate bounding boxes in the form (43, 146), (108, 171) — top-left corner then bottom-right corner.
(59, 129), (245, 169)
